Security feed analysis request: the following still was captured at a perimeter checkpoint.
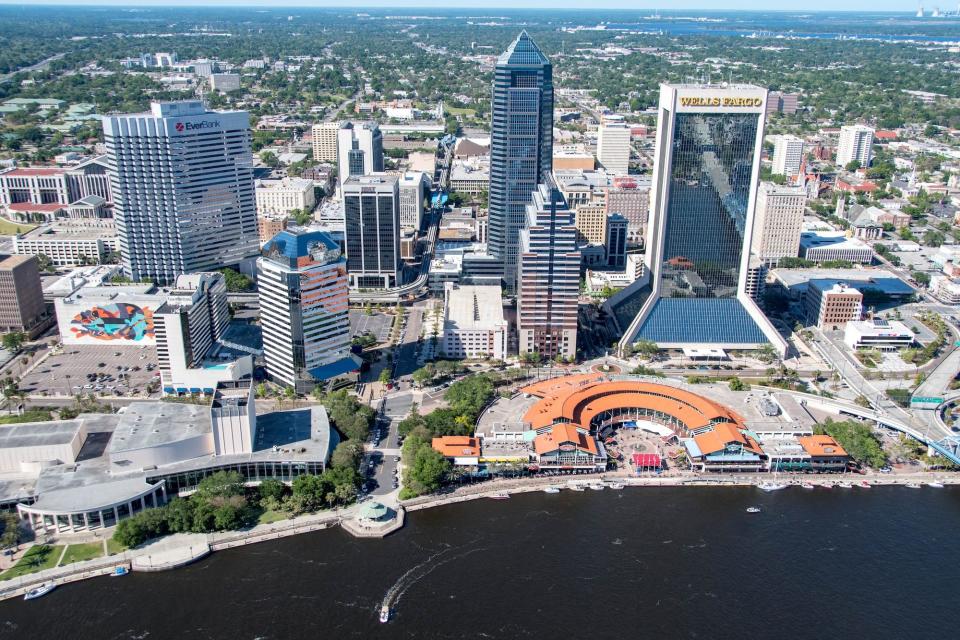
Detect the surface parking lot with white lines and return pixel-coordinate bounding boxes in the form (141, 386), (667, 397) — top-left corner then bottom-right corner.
(19, 345), (160, 398)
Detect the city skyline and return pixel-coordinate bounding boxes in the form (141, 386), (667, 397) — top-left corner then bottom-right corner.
(0, 2), (941, 11)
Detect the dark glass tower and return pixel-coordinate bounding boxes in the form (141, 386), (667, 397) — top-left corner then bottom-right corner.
(488, 31), (553, 292)
(620, 84), (786, 354)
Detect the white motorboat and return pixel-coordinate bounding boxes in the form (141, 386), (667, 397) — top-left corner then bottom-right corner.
(380, 604), (390, 623)
(606, 482), (625, 490)
(24, 583), (56, 600)
(800, 483), (815, 490)
(759, 482), (787, 492)
(488, 492), (510, 500)
(746, 506), (761, 513)
(927, 481), (945, 488)
(588, 484), (605, 491)
(542, 486), (561, 494)
(905, 483), (922, 489)
(569, 485), (586, 492)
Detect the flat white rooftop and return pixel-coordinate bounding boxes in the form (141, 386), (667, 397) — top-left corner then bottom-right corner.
(444, 284), (505, 331)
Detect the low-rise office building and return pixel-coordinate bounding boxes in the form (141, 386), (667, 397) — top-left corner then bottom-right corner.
(13, 223), (119, 266)
(844, 317), (914, 351)
(255, 178), (316, 217)
(805, 281), (863, 330)
(799, 232), (873, 264)
(441, 283), (507, 361)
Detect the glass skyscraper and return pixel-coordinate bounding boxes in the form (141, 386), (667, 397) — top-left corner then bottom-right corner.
(488, 31), (553, 292)
(619, 84), (786, 354)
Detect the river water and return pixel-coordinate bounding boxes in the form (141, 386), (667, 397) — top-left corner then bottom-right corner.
(2, 486), (958, 639)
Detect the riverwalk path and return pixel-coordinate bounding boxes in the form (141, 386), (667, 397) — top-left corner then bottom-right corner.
(3, 469), (958, 601)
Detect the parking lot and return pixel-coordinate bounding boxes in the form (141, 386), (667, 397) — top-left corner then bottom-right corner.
(349, 310), (393, 343)
(19, 344), (160, 399)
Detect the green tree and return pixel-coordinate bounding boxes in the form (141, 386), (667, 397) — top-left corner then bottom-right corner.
(633, 339), (660, 361)
(1, 332), (27, 353)
(219, 268), (254, 292)
(195, 470), (245, 501)
(258, 478), (286, 503)
(815, 418), (886, 468)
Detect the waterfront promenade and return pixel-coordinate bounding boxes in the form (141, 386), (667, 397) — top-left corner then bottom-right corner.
(2, 466), (958, 601)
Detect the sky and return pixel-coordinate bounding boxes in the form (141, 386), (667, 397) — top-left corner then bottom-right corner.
(0, 1), (928, 12)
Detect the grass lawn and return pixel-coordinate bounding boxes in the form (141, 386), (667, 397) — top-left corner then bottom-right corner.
(59, 542), (104, 566)
(257, 509), (290, 525)
(0, 544), (64, 580)
(0, 410), (53, 425)
(106, 538), (127, 556)
(0, 218), (35, 236)
(446, 106), (475, 117)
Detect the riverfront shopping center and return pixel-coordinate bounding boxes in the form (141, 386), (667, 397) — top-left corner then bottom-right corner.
(434, 373), (851, 475)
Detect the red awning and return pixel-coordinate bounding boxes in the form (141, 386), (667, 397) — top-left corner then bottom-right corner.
(632, 453), (662, 468)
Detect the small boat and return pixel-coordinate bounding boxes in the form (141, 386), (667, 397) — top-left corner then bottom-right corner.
(759, 482), (787, 492)
(379, 604), (390, 623)
(746, 506), (761, 513)
(569, 485), (586, 492)
(111, 566), (128, 577)
(927, 481), (945, 488)
(542, 486), (561, 494)
(588, 483), (605, 491)
(488, 492), (511, 500)
(800, 483), (815, 490)
(905, 483), (922, 489)
(858, 481), (871, 489)
(607, 482), (625, 490)
(23, 583), (56, 601)
(838, 482), (853, 489)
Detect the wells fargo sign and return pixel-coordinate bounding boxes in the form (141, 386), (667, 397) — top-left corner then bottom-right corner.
(679, 96), (763, 107)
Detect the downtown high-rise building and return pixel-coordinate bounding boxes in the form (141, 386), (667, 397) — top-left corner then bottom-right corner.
(772, 134), (804, 178)
(257, 228), (354, 392)
(311, 122), (340, 162)
(337, 122), (384, 186)
(597, 119), (632, 175)
(517, 178), (580, 360)
(836, 125), (874, 168)
(488, 31), (553, 292)
(618, 84), (786, 355)
(342, 174), (401, 289)
(751, 182), (807, 268)
(103, 101), (259, 284)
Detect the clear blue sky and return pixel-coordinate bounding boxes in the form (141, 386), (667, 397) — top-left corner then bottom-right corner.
(0, 1), (923, 12)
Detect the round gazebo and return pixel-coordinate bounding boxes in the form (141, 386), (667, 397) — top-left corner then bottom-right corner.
(358, 501), (390, 522)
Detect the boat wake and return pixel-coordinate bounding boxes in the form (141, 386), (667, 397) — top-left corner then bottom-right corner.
(380, 543), (487, 617)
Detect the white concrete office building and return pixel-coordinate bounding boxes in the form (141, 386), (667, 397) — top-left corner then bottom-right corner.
(836, 125), (875, 167)
(751, 182), (807, 267)
(398, 171), (430, 229)
(597, 121), (632, 175)
(103, 100), (260, 284)
(772, 135), (804, 177)
(442, 283), (507, 361)
(337, 122), (384, 186)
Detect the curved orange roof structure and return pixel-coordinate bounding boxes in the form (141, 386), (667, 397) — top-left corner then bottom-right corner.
(521, 377), (745, 435)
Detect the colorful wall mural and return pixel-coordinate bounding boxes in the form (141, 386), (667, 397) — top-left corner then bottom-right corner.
(69, 303), (155, 342)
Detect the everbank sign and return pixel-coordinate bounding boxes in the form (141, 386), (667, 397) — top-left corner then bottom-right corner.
(173, 119), (222, 133)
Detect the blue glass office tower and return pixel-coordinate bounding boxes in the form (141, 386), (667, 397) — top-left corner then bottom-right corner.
(619, 84), (786, 355)
(488, 31), (553, 292)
